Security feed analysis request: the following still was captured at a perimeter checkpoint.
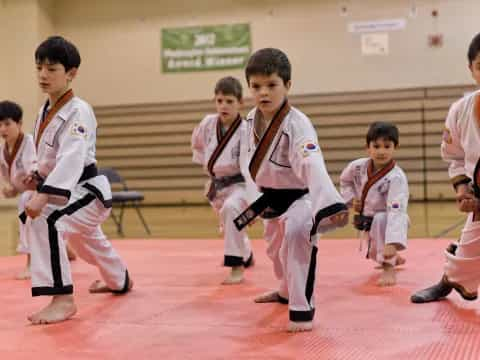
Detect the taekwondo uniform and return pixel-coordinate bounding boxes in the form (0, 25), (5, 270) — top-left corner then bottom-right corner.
(191, 114), (255, 267)
(235, 100), (347, 323)
(340, 158), (409, 265)
(440, 89), (480, 299)
(0, 133), (36, 254)
(26, 89), (129, 296)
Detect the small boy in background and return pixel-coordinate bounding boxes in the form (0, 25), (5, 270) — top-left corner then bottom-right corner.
(340, 121), (409, 286)
(0, 100), (37, 279)
(191, 76), (255, 285)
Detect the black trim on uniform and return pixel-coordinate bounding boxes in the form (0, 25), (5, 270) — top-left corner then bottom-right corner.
(111, 270), (131, 294)
(305, 246), (317, 306)
(224, 255), (244, 267)
(32, 285), (73, 297)
(32, 194), (96, 297)
(83, 183), (113, 208)
(289, 246), (318, 322)
(243, 253), (254, 268)
(19, 211), (27, 224)
(290, 308), (315, 322)
(39, 185), (71, 200)
(311, 202), (348, 235)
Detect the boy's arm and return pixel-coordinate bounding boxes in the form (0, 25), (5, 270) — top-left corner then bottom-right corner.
(441, 100), (468, 189)
(339, 161), (357, 207)
(21, 135), (38, 175)
(384, 173), (409, 247)
(288, 120), (348, 234)
(191, 116), (210, 165)
(38, 110), (89, 204)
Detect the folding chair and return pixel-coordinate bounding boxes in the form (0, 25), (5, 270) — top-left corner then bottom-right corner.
(98, 167), (151, 237)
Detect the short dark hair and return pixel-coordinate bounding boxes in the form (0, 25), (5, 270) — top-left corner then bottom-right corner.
(468, 33), (480, 65)
(35, 36), (81, 71)
(214, 76), (243, 100)
(0, 101), (23, 123)
(366, 121), (399, 147)
(245, 48), (291, 85)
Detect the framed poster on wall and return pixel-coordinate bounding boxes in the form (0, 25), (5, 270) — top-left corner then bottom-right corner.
(161, 23), (251, 73)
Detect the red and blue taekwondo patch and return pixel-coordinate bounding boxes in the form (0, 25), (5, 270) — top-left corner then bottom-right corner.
(301, 141), (319, 156)
(71, 122), (88, 138)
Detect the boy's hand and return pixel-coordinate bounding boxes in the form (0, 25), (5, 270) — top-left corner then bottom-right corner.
(456, 184), (478, 213)
(383, 243), (397, 259)
(25, 193), (49, 219)
(23, 174), (39, 191)
(1, 185), (17, 198)
(328, 210), (349, 227)
(352, 198), (362, 213)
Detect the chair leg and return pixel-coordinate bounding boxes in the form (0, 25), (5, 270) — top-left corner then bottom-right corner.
(118, 203), (126, 236)
(110, 209), (124, 237)
(134, 202), (151, 235)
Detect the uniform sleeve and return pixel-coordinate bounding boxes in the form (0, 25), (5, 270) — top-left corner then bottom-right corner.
(191, 117), (209, 165)
(21, 135), (38, 174)
(39, 109), (89, 202)
(440, 100), (469, 188)
(385, 173), (409, 249)
(339, 161), (357, 206)
(288, 118), (347, 234)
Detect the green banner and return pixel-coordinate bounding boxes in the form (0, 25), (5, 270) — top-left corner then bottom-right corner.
(161, 23), (251, 73)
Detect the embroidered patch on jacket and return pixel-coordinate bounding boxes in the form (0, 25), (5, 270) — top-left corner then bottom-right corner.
(389, 201), (401, 210)
(301, 141), (319, 157)
(70, 122), (87, 138)
(442, 127), (452, 144)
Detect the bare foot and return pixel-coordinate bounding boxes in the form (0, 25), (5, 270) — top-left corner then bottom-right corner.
(375, 256), (406, 269)
(89, 277), (134, 294)
(377, 264), (396, 287)
(254, 291), (283, 303)
(15, 267), (31, 280)
(222, 266), (244, 285)
(67, 244), (77, 261)
(28, 295), (77, 325)
(287, 321), (313, 333)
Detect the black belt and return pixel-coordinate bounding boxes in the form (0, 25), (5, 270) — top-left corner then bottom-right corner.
(353, 214), (373, 231)
(206, 173), (245, 201)
(35, 164), (98, 191)
(234, 187), (308, 231)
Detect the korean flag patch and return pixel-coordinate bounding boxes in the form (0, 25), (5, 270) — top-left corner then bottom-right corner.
(71, 122), (87, 138)
(301, 141), (319, 157)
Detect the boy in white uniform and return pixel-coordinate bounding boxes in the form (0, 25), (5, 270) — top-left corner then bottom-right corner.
(340, 122), (409, 287)
(24, 36), (132, 325)
(235, 48), (348, 332)
(0, 101), (36, 279)
(191, 76), (254, 284)
(412, 32), (480, 303)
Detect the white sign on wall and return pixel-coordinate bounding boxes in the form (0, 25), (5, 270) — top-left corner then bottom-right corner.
(361, 33), (389, 56)
(348, 18), (406, 33)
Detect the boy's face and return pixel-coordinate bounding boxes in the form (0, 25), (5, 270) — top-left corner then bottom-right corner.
(0, 119), (22, 145)
(469, 53), (480, 85)
(214, 92), (242, 126)
(36, 60), (77, 99)
(366, 138), (396, 169)
(248, 73), (291, 120)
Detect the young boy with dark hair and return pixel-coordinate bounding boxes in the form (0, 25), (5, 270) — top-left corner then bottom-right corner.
(235, 48), (348, 332)
(0, 100), (36, 279)
(191, 76), (255, 284)
(340, 121), (409, 287)
(411, 32), (480, 303)
(24, 36), (132, 325)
